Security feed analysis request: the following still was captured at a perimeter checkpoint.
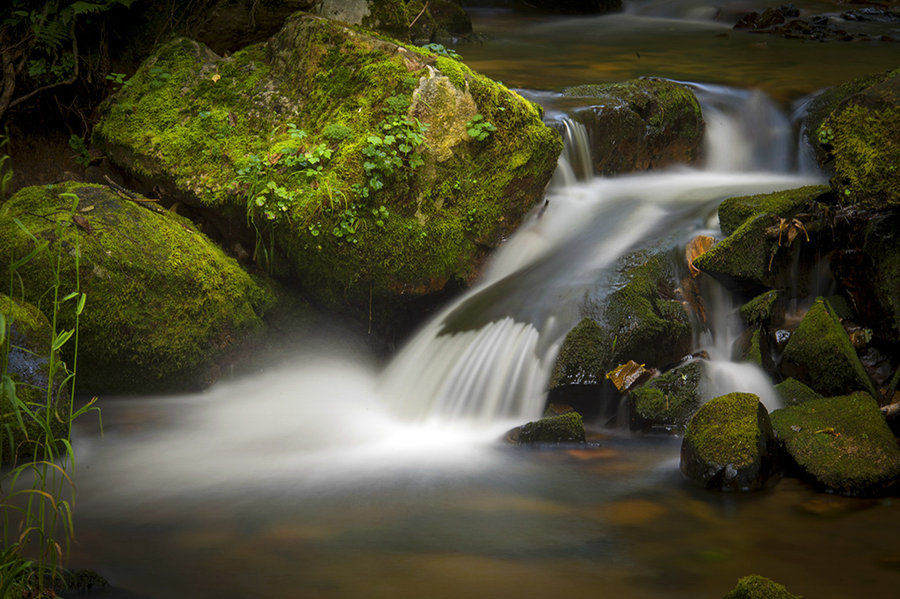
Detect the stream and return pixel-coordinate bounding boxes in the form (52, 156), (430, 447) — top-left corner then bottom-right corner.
(68, 2), (900, 598)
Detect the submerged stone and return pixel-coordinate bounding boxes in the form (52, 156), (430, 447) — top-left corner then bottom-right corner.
(93, 14), (561, 328)
(563, 78), (704, 175)
(506, 412), (586, 445)
(680, 392), (780, 492)
(629, 360), (704, 433)
(770, 392), (900, 496)
(781, 297), (876, 397)
(0, 183), (275, 393)
(723, 575), (800, 599)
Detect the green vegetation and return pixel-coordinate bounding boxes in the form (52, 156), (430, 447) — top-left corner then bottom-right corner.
(723, 575), (800, 599)
(466, 114), (496, 141)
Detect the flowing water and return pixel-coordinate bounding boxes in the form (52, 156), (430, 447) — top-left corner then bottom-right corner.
(66, 3), (900, 598)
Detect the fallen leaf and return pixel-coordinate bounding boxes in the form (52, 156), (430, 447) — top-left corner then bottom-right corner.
(72, 214), (92, 234)
(211, 73), (221, 83)
(606, 360), (652, 392)
(685, 235), (715, 277)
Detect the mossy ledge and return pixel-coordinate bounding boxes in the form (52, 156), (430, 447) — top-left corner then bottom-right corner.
(93, 14), (562, 327)
(0, 183), (275, 393)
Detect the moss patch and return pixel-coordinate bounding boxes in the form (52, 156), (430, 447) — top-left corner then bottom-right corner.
(774, 377), (821, 407)
(0, 183), (275, 393)
(770, 392), (900, 496)
(718, 185), (829, 236)
(781, 297), (876, 397)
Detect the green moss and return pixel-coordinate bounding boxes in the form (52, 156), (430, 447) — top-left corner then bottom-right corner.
(0, 183), (274, 393)
(770, 392), (900, 495)
(513, 412), (586, 445)
(685, 393), (765, 469)
(630, 361), (703, 432)
(693, 213), (778, 288)
(718, 185), (829, 237)
(781, 297), (876, 397)
(94, 14), (561, 322)
(723, 575), (800, 599)
(774, 378), (821, 407)
(549, 318), (610, 388)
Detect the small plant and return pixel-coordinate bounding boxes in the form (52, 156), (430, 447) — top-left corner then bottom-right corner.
(467, 114), (496, 141)
(68, 134), (90, 167)
(148, 65), (171, 89)
(361, 115), (428, 194)
(372, 205), (389, 228)
(817, 124), (835, 146)
(420, 43), (461, 60)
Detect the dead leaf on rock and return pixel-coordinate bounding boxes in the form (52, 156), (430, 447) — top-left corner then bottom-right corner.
(685, 235), (715, 277)
(606, 360), (653, 392)
(72, 214), (92, 234)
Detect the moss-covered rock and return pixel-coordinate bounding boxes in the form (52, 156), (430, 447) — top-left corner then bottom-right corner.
(0, 183), (275, 393)
(738, 290), (782, 328)
(781, 297), (876, 397)
(680, 392), (780, 491)
(563, 78), (704, 175)
(717, 185), (829, 237)
(629, 360), (703, 433)
(693, 213), (779, 292)
(93, 14), (561, 326)
(723, 575), (800, 599)
(315, 0), (473, 43)
(770, 392), (900, 496)
(505, 411), (586, 445)
(774, 378), (821, 407)
(807, 67), (900, 208)
(548, 318), (609, 388)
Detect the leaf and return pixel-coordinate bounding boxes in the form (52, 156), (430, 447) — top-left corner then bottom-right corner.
(61, 291), (79, 302)
(606, 360), (652, 392)
(52, 329), (75, 352)
(77, 292), (87, 315)
(685, 234), (715, 277)
(72, 214), (92, 233)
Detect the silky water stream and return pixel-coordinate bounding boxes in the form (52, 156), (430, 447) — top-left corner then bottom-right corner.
(69, 9), (900, 599)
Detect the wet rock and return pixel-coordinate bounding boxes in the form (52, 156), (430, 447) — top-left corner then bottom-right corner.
(549, 318), (610, 388)
(716, 185), (829, 237)
(506, 412), (586, 445)
(774, 377), (821, 407)
(692, 213), (780, 292)
(770, 392), (900, 496)
(680, 392), (781, 491)
(93, 14), (561, 330)
(0, 183), (275, 393)
(781, 297), (877, 398)
(723, 575), (800, 599)
(629, 360), (704, 434)
(805, 67), (900, 207)
(739, 290), (782, 328)
(563, 78), (705, 175)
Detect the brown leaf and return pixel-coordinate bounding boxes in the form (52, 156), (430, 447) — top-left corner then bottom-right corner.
(268, 152), (284, 165)
(685, 235), (715, 277)
(72, 214), (92, 234)
(228, 111), (237, 127)
(606, 360), (652, 393)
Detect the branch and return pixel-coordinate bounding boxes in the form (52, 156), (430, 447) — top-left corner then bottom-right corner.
(8, 27), (79, 111)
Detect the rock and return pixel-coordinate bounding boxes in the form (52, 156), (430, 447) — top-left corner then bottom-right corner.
(781, 297), (876, 398)
(93, 14), (561, 329)
(506, 412), (586, 445)
(774, 378), (821, 407)
(716, 185), (829, 237)
(0, 183), (275, 393)
(563, 78), (704, 175)
(0, 294), (67, 461)
(692, 213), (779, 292)
(549, 318), (610, 388)
(806, 67), (900, 208)
(770, 392), (900, 496)
(680, 392), (780, 491)
(314, 0), (473, 43)
(739, 290), (782, 328)
(629, 360), (704, 434)
(723, 575), (800, 599)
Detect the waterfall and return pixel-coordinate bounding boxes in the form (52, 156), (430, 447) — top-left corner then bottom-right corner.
(380, 83), (824, 423)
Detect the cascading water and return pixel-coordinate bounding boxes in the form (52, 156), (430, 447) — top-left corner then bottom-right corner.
(380, 82), (823, 423)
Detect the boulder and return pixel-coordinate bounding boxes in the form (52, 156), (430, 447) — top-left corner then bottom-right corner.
(629, 360), (703, 433)
(781, 297), (876, 397)
(549, 318), (609, 388)
(774, 378), (821, 407)
(0, 183), (275, 393)
(505, 412), (586, 445)
(723, 575), (800, 599)
(93, 14), (561, 328)
(770, 392), (900, 496)
(806, 67), (900, 208)
(680, 392), (780, 491)
(563, 78), (704, 175)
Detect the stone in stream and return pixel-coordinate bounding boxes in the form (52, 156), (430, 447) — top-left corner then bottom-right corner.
(680, 392), (780, 492)
(505, 412), (587, 445)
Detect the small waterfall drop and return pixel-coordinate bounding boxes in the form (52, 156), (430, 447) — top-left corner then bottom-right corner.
(381, 84), (823, 422)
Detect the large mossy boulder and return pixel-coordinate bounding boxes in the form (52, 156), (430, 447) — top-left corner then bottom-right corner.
(314, 0), (473, 42)
(781, 297), (876, 398)
(563, 78), (704, 175)
(806, 67), (900, 208)
(770, 392), (900, 496)
(680, 392), (780, 492)
(505, 411), (586, 445)
(93, 14), (561, 327)
(0, 183), (275, 393)
(723, 575), (800, 599)
(629, 360), (703, 433)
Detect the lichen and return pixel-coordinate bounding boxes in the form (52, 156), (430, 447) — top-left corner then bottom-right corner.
(770, 392), (900, 496)
(0, 183), (275, 392)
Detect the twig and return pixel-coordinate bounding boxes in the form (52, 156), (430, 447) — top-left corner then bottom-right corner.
(103, 175), (165, 213)
(409, 1), (429, 30)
